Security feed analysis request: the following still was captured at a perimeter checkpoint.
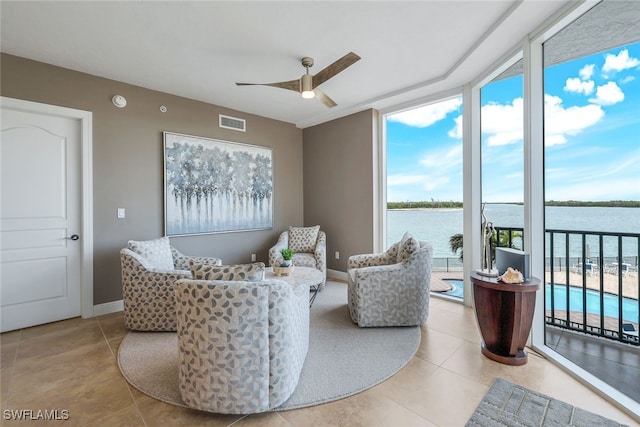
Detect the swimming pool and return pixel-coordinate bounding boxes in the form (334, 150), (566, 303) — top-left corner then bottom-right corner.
(440, 279), (639, 322)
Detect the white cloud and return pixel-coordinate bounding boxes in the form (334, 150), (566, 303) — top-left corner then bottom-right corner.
(564, 77), (594, 95)
(620, 75), (636, 84)
(420, 144), (462, 168)
(387, 97), (462, 128)
(579, 64), (595, 80)
(481, 98), (524, 146)
(479, 95), (605, 148)
(544, 94), (604, 146)
(387, 174), (426, 187)
(602, 49), (640, 74)
(448, 115), (462, 139)
(589, 81), (624, 106)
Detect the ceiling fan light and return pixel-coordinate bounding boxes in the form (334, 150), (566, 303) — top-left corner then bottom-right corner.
(301, 74), (315, 99)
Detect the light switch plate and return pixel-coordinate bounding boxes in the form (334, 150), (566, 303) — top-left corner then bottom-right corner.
(117, 208), (126, 219)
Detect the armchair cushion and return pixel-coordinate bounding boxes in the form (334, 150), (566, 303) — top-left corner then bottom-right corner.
(398, 235), (419, 263)
(128, 236), (174, 271)
(288, 225), (320, 253)
(190, 261), (266, 281)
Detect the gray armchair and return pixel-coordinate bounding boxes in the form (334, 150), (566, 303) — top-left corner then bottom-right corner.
(120, 237), (222, 331)
(175, 277), (309, 414)
(347, 237), (433, 327)
(269, 226), (326, 284)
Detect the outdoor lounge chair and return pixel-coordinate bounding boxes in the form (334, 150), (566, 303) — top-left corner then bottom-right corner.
(622, 323), (638, 338)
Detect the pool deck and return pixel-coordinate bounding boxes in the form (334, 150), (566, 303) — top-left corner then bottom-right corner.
(431, 271), (460, 292)
(431, 269), (638, 300)
(545, 270), (638, 300)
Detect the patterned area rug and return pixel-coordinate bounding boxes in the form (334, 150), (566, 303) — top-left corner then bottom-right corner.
(118, 281), (420, 411)
(466, 378), (629, 426)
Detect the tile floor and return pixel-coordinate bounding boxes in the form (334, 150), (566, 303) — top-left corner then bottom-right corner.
(1, 280), (637, 426)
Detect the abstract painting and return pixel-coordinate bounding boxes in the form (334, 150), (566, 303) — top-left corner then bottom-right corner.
(163, 132), (273, 236)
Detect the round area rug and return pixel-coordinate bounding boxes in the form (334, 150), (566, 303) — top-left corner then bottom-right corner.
(117, 281), (420, 411)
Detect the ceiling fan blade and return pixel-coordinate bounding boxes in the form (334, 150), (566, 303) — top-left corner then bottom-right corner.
(314, 89), (337, 108)
(312, 52), (361, 89)
(236, 79), (300, 92)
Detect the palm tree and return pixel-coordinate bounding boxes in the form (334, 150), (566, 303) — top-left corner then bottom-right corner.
(449, 233), (464, 260)
(449, 230), (523, 262)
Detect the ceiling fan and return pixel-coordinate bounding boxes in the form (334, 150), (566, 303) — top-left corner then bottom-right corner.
(236, 52), (361, 108)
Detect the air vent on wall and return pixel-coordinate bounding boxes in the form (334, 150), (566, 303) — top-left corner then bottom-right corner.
(219, 114), (246, 132)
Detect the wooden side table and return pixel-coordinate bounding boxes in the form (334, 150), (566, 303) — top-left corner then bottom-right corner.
(470, 272), (540, 366)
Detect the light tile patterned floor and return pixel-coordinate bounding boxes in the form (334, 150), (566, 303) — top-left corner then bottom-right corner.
(1, 280), (637, 426)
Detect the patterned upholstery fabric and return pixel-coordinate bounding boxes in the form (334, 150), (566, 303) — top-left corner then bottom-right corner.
(395, 231), (412, 263)
(269, 229), (326, 283)
(175, 278), (309, 414)
(128, 236), (174, 271)
(190, 261), (265, 281)
(347, 239), (434, 327)
(120, 245), (222, 331)
(288, 225), (320, 253)
(398, 235), (420, 263)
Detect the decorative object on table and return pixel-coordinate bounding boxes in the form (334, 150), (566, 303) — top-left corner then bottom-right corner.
(265, 266), (324, 306)
(467, 378), (627, 427)
(269, 226), (326, 284)
(117, 281), (420, 413)
(476, 202), (499, 277)
(496, 247), (530, 279)
(348, 232), (434, 327)
(471, 272), (540, 365)
(273, 265), (294, 276)
(280, 248), (294, 267)
(498, 267), (524, 284)
(163, 132), (273, 236)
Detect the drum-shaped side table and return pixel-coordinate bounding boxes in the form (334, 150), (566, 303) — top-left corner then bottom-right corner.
(471, 272), (540, 366)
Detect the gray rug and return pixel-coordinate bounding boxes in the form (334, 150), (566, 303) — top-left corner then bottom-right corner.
(117, 281), (420, 411)
(467, 378), (629, 426)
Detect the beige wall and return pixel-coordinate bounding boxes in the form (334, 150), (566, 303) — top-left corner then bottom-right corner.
(303, 109), (376, 272)
(1, 53), (304, 305)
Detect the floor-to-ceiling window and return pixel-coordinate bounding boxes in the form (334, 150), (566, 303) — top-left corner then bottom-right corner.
(480, 65), (525, 252)
(541, 1), (640, 403)
(384, 97), (464, 299)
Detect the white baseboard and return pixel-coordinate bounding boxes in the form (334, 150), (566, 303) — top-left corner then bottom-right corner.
(93, 299), (124, 317)
(327, 269), (348, 281)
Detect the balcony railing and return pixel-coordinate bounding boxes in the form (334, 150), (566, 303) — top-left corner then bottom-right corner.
(431, 227), (640, 346)
(544, 229), (639, 346)
(496, 227), (639, 346)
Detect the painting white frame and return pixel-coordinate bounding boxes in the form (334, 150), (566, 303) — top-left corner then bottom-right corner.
(163, 132), (273, 236)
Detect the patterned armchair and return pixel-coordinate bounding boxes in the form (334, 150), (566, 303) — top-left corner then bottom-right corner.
(175, 278), (309, 414)
(120, 236), (222, 331)
(347, 234), (433, 327)
(269, 225), (326, 284)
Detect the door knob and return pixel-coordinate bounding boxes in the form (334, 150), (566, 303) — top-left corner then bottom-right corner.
(66, 234), (80, 241)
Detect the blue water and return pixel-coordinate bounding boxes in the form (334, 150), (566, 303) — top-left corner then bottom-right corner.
(388, 204), (640, 258)
(441, 279), (639, 322)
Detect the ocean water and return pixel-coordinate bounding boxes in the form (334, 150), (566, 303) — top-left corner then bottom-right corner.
(387, 204), (640, 259)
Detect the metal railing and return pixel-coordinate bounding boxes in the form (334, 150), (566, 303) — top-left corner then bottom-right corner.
(431, 227), (640, 346)
(545, 229), (639, 346)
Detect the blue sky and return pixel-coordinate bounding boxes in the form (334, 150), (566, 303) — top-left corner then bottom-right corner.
(386, 42), (640, 203)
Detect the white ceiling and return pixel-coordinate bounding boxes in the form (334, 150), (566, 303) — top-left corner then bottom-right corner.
(0, 1), (573, 128)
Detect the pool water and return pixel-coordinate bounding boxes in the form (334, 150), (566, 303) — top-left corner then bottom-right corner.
(440, 279), (639, 322)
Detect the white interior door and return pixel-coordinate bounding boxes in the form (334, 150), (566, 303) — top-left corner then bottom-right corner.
(1, 107), (82, 332)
